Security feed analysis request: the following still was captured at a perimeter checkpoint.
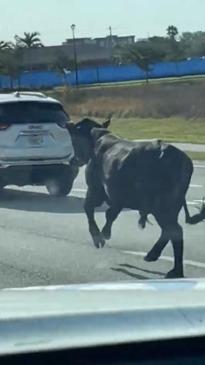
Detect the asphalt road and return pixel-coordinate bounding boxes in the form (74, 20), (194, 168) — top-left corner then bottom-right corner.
(0, 163), (204, 289)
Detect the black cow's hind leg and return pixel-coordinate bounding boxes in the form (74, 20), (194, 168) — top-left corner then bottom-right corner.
(166, 223), (184, 278)
(144, 230), (169, 262)
(145, 217), (184, 278)
(84, 188), (105, 249)
(102, 206), (122, 240)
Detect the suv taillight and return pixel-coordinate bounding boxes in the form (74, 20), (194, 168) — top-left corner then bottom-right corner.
(0, 123), (9, 130)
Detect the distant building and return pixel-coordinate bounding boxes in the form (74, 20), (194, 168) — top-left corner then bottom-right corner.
(16, 34), (135, 71)
(136, 37), (149, 42)
(62, 37), (93, 46)
(63, 35), (135, 48)
(20, 44), (112, 70)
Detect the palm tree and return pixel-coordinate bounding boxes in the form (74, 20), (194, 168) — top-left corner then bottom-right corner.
(0, 41), (13, 50)
(167, 25), (179, 41)
(15, 32), (43, 48)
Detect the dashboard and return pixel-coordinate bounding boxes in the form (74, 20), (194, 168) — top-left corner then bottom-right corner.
(1, 336), (205, 365)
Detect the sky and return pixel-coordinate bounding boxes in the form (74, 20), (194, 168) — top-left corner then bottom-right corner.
(0, 0), (204, 45)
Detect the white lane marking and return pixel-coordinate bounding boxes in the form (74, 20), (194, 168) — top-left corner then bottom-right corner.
(188, 200), (204, 205)
(121, 250), (205, 269)
(73, 187), (203, 194)
(194, 164), (205, 168)
(190, 184), (203, 188)
(72, 188), (87, 193)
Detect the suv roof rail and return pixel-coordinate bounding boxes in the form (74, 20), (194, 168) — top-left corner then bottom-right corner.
(13, 91), (48, 99)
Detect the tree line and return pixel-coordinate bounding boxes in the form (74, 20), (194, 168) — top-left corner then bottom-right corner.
(0, 32), (44, 88)
(1, 26), (205, 87)
(114, 26), (205, 82)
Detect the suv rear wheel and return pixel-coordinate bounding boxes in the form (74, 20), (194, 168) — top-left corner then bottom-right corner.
(45, 163), (79, 197)
(46, 178), (73, 197)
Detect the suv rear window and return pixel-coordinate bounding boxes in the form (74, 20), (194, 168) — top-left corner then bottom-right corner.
(0, 102), (70, 124)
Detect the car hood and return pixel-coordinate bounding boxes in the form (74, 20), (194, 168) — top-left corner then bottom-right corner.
(1, 279), (205, 355)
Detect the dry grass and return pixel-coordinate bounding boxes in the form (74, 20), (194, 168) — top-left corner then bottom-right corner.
(46, 80), (205, 148)
(48, 79), (205, 119)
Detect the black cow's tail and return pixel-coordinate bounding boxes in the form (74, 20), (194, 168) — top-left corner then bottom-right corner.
(184, 198), (205, 225)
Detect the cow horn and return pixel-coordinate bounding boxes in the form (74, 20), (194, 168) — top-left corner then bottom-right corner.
(102, 119), (111, 129)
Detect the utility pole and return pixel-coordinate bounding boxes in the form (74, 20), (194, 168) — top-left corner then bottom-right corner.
(108, 25), (113, 60)
(71, 24), (79, 88)
(109, 26), (112, 38)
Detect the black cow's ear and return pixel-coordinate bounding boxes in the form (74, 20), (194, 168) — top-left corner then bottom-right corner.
(102, 119), (111, 129)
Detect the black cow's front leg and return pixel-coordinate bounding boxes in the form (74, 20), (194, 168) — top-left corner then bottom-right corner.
(84, 189), (105, 249)
(102, 206), (122, 240)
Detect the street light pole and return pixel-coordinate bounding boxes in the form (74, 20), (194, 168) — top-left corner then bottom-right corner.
(109, 25), (113, 57)
(71, 24), (79, 88)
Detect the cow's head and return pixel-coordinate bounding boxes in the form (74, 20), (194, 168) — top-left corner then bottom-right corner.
(66, 118), (111, 166)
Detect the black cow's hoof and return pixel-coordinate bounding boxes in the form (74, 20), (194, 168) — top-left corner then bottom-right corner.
(101, 226), (111, 240)
(93, 235), (106, 249)
(165, 269), (184, 279)
(144, 250), (160, 262)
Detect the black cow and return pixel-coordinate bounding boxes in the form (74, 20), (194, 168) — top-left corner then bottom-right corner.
(67, 118), (205, 278)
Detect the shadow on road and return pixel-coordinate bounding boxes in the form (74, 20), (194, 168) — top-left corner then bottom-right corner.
(111, 267), (147, 280)
(111, 262), (164, 279)
(0, 189), (106, 214)
(119, 263), (164, 276)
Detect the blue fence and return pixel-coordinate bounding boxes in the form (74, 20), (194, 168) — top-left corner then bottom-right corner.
(1, 57), (205, 89)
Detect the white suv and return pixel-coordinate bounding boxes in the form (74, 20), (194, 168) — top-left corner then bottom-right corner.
(0, 91), (78, 196)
